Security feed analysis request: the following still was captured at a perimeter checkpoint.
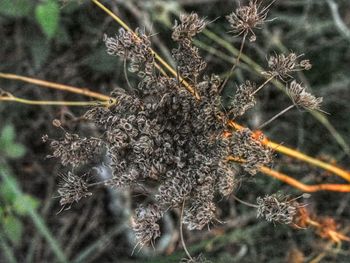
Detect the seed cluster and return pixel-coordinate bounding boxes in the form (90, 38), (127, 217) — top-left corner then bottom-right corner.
(45, 2), (324, 251)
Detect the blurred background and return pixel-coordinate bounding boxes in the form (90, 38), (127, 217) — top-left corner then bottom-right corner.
(0, 0), (350, 262)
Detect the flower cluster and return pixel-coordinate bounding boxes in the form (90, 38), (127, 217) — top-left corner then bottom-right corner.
(287, 80), (323, 111)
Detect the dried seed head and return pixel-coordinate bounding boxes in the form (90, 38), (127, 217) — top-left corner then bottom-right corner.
(172, 13), (206, 43)
(104, 28), (154, 77)
(132, 204), (163, 247)
(47, 133), (103, 167)
(229, 81), (256, 119)
(257, 193), (303, 225)
(52, 119), (62, 128)
(57, 172), (92, 208)
(287, 81), (323, 111)
(226, 0), (271, 42)
(230, 128), (273, 175)
(183, 200), (216, 230)
(262, 53), (312, 80)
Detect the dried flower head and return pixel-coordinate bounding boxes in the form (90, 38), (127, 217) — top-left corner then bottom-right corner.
(47, 133), (103, 167)
(226, 0), (272, 42)
(57, 172), (92, 208)
(229, 81), (256, 119)
(132, 204), (163, 247)
(231, 128), (273, 175)
(256, 193), (303, 225)
(183, 200), (216, 230)
(172, 13), (206, 43)
(104, 28), (154, 77)
(262, 52), (312, 80)
(287, 81), (323, 111)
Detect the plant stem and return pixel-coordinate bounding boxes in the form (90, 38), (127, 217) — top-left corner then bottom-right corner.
(219, 32), (248, 93)
(232, 195), (258, 208)
(251, 75), (275, 96)
(258, 104), (295, 129)
(0, 72), (109, 101)
(0, 95), (107, 106)
(180, 200), (193, 261)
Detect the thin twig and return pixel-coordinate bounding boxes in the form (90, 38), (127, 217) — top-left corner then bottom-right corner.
(258, 104), (295, 129)
(251, 75), (275, 96)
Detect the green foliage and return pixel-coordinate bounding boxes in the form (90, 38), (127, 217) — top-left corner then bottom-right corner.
(0, 0), (32, 18)
(0, 171), (39, 247)
(35, 0), (60, 39)
(0, 124), (26, 159)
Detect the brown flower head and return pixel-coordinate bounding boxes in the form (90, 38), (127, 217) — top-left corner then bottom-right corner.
(287, 81), (323, 111)
(57, 172), (92, 208)
(183, 200), (216, 230)
(256, 193), (303, 225)
(229, 81), (257, 119)
(230, 128), (273, 175)
(263, 52), (312, 80)
(226, 0), (272, 42)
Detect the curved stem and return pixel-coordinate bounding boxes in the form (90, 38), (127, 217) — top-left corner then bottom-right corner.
(258, 104), (295, 129)
(251, 75), (275, 96)
(232, 195), (258, 208)
(180, 200), (193, 261)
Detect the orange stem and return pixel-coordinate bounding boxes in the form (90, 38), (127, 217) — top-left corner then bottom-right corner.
(259, 166), (350, 192)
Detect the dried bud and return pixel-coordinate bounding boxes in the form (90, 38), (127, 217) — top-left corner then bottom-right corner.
(57, 172), (92, 208)
(287, 81), (323, 111)
(229, 81), (256, 119)
(183, 200), (216, 230)
(257, 193), (303, 225)
(172, 13), (206, 43)
(52, 119), (62, 127)
(226, 0), (271, 42)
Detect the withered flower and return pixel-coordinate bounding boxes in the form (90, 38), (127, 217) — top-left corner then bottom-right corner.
(287, 81), (323, 111)
(228, 81), (257, 119)
(256, 193), (303, 225)
(231, 128), (273, 175)
(57, 172), (92, 208)
(262, 52), (312, 80)
(183, 200), (216, 230)
(226, 0), (272, 42)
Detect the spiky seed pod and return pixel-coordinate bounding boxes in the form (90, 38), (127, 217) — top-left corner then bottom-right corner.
(287, 81), (323, 111)
(262, 53), (312, 80)
(132, 204), (163, 247)
(257, 193), (302, 225)
(57, 172), (92, 207)
(229, 81), (257, 119)
(231, 128), (273, 175)
(47, 133), (103, 167)
(226, 0), (271, 42)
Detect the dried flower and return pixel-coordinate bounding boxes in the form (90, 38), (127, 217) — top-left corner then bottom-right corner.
(226, 0), (272, 42)
(47, 133), (103, 167)
(262, 53), (312, 80)
(57, 172), (92, 208)
(228, 81), (256, 119)
(104, 28), (154, 77)
(257, 193), (302, 225)
(132, 204), (163, 247)
(287, 81), (323, 111)
(183, 200), (216, 230)
(231, 128), (273, 175)
(172, 13), (206, 43)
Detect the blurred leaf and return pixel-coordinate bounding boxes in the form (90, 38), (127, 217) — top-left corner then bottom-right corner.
(13, 194), (40, 216)
(0, 124), (15, 144)
(0, 0), (32, 18)
(0, 175), (17, 203)
(5, 144), (26, 159)
(3, 216), (23, 246)
(35, 0), (60, 39)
